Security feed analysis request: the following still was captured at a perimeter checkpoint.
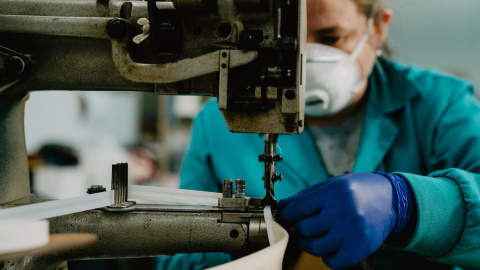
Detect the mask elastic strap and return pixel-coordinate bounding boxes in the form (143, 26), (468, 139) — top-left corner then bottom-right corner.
(351, 18), (374, 59)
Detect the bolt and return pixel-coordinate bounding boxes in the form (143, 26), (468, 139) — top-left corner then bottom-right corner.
(230, 229), (239, 238)
(107, 19), (127, 39)
(5, 56), (26, 76)
(286, 114), (295, 132)
(217, 23), (232, 39)
(285, 90), (296, 100)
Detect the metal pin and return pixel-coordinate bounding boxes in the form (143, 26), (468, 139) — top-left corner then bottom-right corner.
(222, 179), (233, 198)
(235, 179), (245, 198)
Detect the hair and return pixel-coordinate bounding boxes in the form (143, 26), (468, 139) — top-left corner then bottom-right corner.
(352, 0), (385, 19)
(352, 0), (391, 56)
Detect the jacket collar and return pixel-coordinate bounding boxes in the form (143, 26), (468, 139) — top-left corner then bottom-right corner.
(353, 58), (421, 172)
(278, 59), (419, 179)
(368, 58), (421, 114)
(281, 58), (422, 179)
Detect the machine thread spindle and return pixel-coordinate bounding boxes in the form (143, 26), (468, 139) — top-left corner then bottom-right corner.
(222, 179), (233, 198)
(235, 179), (246, 198)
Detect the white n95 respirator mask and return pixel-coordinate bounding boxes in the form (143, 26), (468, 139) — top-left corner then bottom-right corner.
(305, 19), (373, 117)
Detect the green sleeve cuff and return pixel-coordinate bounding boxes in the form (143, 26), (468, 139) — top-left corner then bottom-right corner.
(393, 171), (465, 257)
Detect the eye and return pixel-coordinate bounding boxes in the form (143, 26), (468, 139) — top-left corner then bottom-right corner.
(317, 35), (340, 45)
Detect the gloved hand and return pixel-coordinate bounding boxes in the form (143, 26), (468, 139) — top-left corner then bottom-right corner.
(278, 172), (414, 269)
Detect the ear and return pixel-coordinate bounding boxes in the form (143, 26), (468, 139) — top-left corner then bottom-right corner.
(372, 8), (393, 48)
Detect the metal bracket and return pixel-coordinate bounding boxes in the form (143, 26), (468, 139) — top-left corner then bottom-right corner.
(218, 49), (230, 110)
(110, 40), (258, 84)
(220, 212), (264, 223)
(218, 197), (250, 210)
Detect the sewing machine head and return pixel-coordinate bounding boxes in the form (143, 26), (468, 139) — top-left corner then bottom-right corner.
(0, 0), (305, 134)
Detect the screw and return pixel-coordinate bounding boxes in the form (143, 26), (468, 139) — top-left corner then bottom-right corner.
(87, 185), (106, 194)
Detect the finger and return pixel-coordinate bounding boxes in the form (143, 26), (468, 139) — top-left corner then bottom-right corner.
(278, 182), (323, 208)
(278, 176), (340, 208)
(294, 210), (334, 238)
(279, 188), (327, 224)
(277, 197), (295, 208)
(322, 248), (368, 270)
(279, 175), (346, 223)
(297, 233), (342, 258)
(277, 189), (315, 208)
(321, 232), (372, 269)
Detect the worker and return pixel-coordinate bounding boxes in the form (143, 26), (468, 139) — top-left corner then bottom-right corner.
(158, 0), (480, 269)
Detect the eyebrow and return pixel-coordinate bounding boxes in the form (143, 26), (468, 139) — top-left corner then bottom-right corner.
(314, 25), (353, 36)
(314, 27), (337, 35)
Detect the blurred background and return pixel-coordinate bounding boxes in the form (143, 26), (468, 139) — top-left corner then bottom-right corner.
(387, 0), (480, 90)
(24, 0), (480, 200)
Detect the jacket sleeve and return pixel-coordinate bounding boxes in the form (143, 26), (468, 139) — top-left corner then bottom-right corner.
(155, 253), (231, 270)
(178, 101), (222, 193)
(395, 79), (480, 268)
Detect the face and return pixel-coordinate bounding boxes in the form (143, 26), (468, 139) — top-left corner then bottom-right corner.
(304, 0), (393, 125)
(307, 0), (391, 83)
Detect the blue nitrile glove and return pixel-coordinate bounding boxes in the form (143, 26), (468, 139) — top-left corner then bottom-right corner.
(278, 172), (414, 269)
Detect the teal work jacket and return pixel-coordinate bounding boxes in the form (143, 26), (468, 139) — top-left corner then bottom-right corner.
(163, 58), (480, 270)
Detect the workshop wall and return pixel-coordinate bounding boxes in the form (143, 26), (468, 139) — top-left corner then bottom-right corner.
(386, 0), (480, 96)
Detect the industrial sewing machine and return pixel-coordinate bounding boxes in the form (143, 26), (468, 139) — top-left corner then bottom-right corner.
(0, 0), (305, 268)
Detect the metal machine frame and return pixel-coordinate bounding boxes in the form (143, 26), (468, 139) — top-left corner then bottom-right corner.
(0, 0), (305, 268)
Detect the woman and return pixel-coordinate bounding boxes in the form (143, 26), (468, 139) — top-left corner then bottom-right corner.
(173, 0), (480, 269)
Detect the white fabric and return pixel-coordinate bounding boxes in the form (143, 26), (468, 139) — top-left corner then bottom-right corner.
(0, 220), (49, 254)
(207, 222), (289, 270)
(129, 185), (221, 206)
(264, 206), (275, 245)
(0, 191), (114, 220)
